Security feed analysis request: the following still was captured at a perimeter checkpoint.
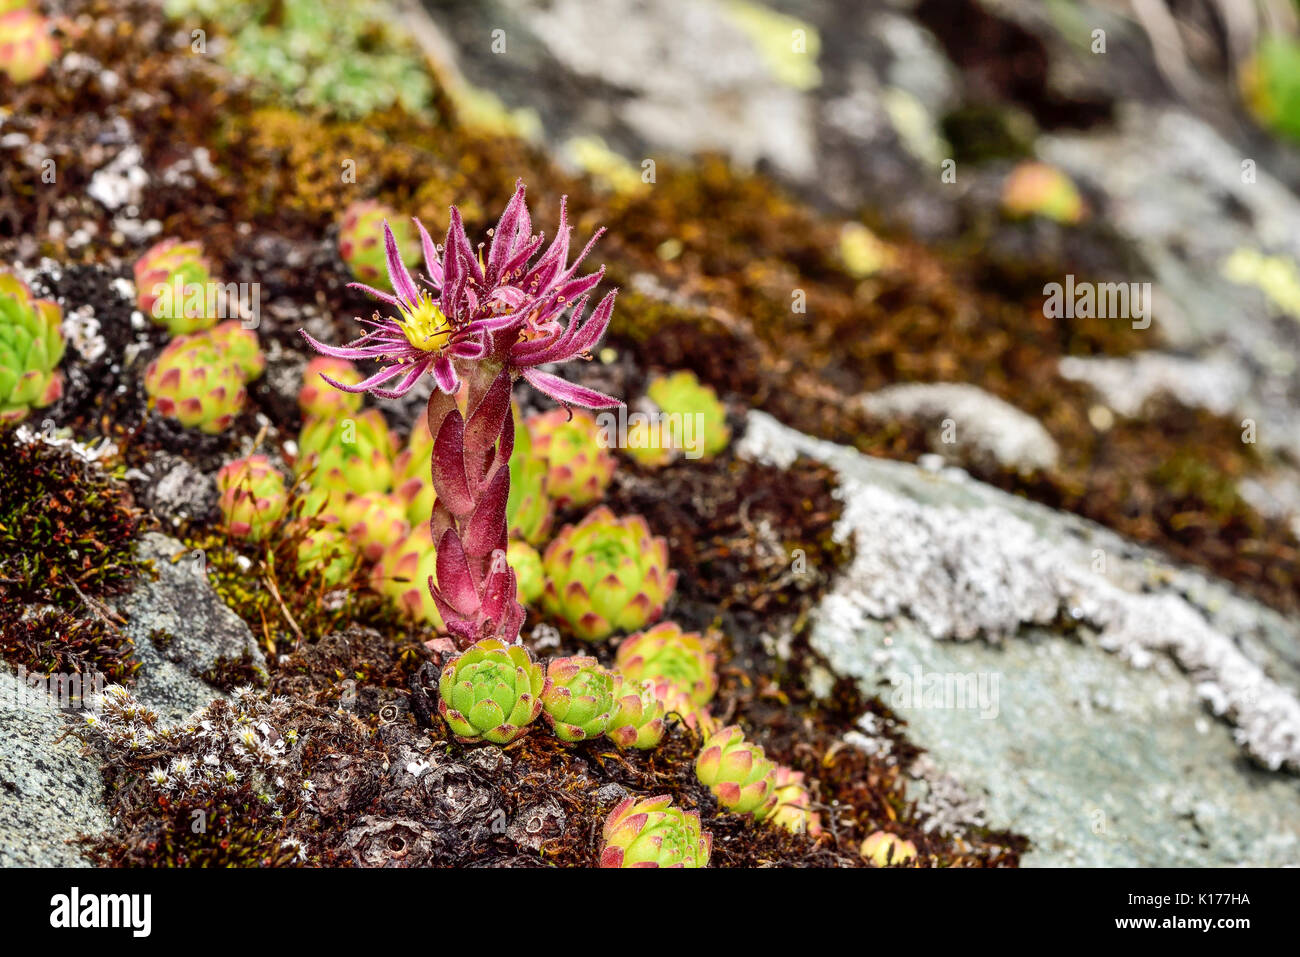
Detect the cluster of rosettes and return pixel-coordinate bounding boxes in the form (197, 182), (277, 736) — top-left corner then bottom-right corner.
(295, 409), (397, 495)
(541, 506), (676, 642)
(0, 7), (58, 84)
(0, 272), (64, 424)
(600, 795), (712, 868)
(133, 238), (217, 335)
(614, 622), (719, 736)
(143, 321), (264, 434)
(695, 725), (779, 818)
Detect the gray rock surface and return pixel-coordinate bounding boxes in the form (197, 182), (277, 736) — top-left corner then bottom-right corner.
(0, 670), (108, 866)
(739, 410), (1300, 866)
(112, 532), (266, 720)
(857, 381), (1059, 472)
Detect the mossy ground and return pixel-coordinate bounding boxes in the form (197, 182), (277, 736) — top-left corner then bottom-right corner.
(4, 0), (1287, 867)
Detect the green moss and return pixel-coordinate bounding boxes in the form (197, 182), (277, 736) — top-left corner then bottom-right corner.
(0, 428), (146, 607)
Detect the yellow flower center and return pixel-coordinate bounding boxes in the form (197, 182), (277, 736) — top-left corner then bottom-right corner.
(396, 293), (452, 352)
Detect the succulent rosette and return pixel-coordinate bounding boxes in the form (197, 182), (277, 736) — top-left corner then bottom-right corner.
(541, 656), (615, 742)
(527, 408), (615, 507)
(769, 765), (822, 837)
(0, 9), (58, 84)
(604, 675), (666, 750)
(338, 201), (420, 288)
(133, 239), (217, 335)
(541, 507), (676, 642)
(299, 357), (363, 418)
(0, 272), (65, 424)
(648, 679), (717, 738)
(369, 523), (444, 627)
(295, 525), (358, 587)
(860, 830), (919, 867)
(1001, 161), (1085, 224)
(599, 795), (711, 868)
(614, 622), (718, 706)
(216, 455), (288, 541)
(437, 637), (547, 744)
(643, 370), (730, 461)
(507, 540), (544, 604)
(340, 492), (410, 562)
(295, 409), (396, 495)
(694, 725), (778, 818)
(143, 325), (261, 434)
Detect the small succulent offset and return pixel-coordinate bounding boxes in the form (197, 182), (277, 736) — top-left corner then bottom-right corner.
(695, 725), (778, 819)
(298, 357), (363, 418)
(769, 765), (822, 837)
(1001, 161), (1085, 224)
(143, 322), (263, 434)
(528, 407), (615, 506)
(604, 675), (666, 750)
(614, 622), (718, 706)
(340, 492), (409, 561)
(338, 201), (419, 289)
(600, 795), (711, 868)
(0, 9), (58, 84)
(134, 239), (217, 335)
(216, 455), (288, 541)
(541, 506), (677, 642)
(0, 272), (65, 424)
(541, 656), (615, 742)
(860, 830), (919, 867)
(627, 370), (730, 465)
(438, 637), (548, 744)
(368, 523), (444, 627)
(295, 409), (397, 495)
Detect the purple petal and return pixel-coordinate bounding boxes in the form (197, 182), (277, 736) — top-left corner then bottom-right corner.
(414, 219), (444, 289)
(321, 364), (406, 394)
(346, 281), (400, 307)
(522, 369), (622, 409)
(487, 181), (528, 282)
(431, 356), (459, 394)
(381, 222), (421, 306)
(299, 328), (388, 361)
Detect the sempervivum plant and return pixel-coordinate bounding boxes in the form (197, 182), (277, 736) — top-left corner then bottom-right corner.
(0, 272), (64, 424)
(369, 523), (443, 627)
(299, 357), (363, 418)
(143, 323), (262, 434)
(338, 201), (419, 288)
(604, 675), (666, 750)
(614, 622), (717, 706)
(527, 407), (615, 507)
(134, 239), (216, 335)
(301, 182), (622, 650)
(695, 725), (778, 819)
(296, 409), (396, 495)
(541, 506), (676, 642)
(600, 795), (711, 868)
(769, 765), (822, 837)
(438, 637), (547, 744)
(216, 455), (287, 541)
(541, 655), (615, 742)
(0, 9), (58, 84)
(644, 370), (730, 462)
(340, 492), (409, 561)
